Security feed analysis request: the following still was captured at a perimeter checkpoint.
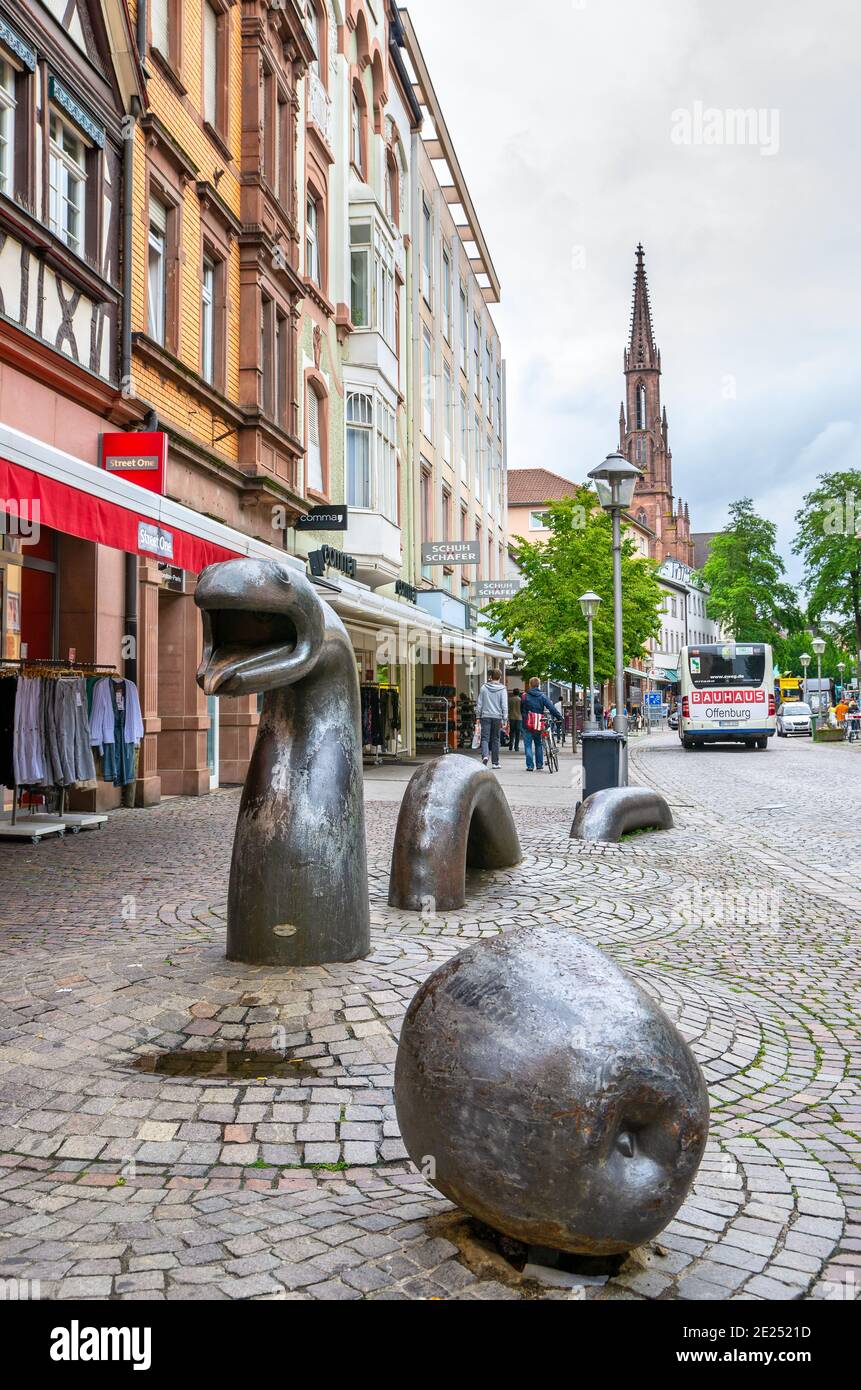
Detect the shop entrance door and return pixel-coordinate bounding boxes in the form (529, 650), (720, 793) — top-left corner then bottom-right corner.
(207, 696), (219, 790)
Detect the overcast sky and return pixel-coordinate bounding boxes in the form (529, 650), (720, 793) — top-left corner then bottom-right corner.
(405, 0), (860, 584)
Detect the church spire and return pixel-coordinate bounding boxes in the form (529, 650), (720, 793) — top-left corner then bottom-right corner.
(625, 243), (660, 373)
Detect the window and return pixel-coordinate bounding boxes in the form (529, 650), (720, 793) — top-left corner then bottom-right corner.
(529, 511), (549, 530)
(473, 313), (480, 395)
(375, 228), (395, 346)
(350, 221), (371, 327)
(442, 486), (452, 541)
(485, 342), (493, 420)
(203, 3), (218, 125)
(0, 57), (15, 196)
(496, 361), (502, 436)
(201, 257), (215, 382)
(307, 387), (324, 494)
(49, 113), (86, 254)
(473, 412), (481, 500)
(385, 151), (398, 228)
(306, 193), (321, 285)
(635, 434), (647, 465)
(351, 85), (364, 174)
(475, 522), (483, 579)
(376, 398), (397, 523)
(422, 328), (433, 441)
(460, 388), (468, 478)
(147, 195), (167, 344)
(421, 468), (433, 579)
(442, 249), (451, 341)
(637, 383), (647, 430)
(275, 310), (288, 426)
(151, 0), (169, 54)
(422, 198), (432, 304)
(346, 391), (373, 508)
(260, 297), (273, 416)
(459, 283), (468, 374)
(443, 361), (452, 464)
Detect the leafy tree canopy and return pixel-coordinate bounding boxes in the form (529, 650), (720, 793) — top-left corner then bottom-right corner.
(481, 491), (663, 687)
(793, 470), (861, 664)
(698, 498), (800, 642)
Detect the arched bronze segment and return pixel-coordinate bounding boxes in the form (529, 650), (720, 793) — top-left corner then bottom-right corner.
(388, 754), (522, 912)
(571, 786), (674, 843)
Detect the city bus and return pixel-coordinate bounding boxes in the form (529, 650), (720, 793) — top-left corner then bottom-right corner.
(679, 642), (776, 750)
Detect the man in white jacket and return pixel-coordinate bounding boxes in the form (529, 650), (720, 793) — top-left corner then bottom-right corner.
(476, 669), (508, 769)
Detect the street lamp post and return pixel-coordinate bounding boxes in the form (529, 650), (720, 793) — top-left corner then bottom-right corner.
(838, 660), (846, 697)
(579, 591), (602, 732)
(812, 636), (826, 734)
(800, 651), (811, 729)
(587, 453), (643, 744)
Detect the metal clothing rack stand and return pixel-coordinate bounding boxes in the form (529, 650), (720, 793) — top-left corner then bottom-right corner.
(0, 660), (117, 837)
(360, 682), (401, 766)
(415, 695), (451, 754)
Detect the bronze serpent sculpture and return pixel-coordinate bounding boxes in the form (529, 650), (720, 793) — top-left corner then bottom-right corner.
(388, 754), (522, 912)
(571, 786), (674, 843)
(195, 558), (370, 966)
(395, 925), (709, 1255)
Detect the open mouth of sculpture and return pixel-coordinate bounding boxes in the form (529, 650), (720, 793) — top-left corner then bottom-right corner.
(198, 606), (299, 696)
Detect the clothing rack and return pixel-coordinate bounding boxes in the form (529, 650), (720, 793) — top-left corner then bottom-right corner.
(0, 661), (118, 830)
(360, 682), (401, 766)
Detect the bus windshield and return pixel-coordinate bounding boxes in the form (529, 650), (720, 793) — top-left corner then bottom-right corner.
(688, 645), (766, 690)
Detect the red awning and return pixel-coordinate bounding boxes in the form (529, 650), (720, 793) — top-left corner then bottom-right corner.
(1, 455), (241, 574)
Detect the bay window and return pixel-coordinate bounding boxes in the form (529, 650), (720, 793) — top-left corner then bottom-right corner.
(49, 113), (86, 254)
(350, 221), (371, 327)
(375, 228), (395, 346)
(347, 390), (373, 508)
(0, 57), (15, 196)
(345, 389), (397, 522)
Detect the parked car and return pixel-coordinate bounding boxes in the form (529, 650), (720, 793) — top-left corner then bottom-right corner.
(668, 710), (679, 731)
(776, 701), (813, 737)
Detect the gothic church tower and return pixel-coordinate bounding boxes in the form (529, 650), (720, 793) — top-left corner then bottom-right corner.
(618, 246), (694, 566)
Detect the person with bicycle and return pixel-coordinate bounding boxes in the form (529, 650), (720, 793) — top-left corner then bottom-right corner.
(521, 677), (561, 772)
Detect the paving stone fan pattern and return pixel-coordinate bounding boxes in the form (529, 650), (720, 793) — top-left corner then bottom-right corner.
(0, 736), (859, 1300)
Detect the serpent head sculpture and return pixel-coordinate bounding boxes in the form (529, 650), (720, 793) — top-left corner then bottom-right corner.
(195, 558), (370, 966)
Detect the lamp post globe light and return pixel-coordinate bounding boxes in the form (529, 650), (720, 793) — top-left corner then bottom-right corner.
(587, 453), (643, 743)
(579, 591), (602, 732)
(811, 636), (826, 731)
(800, 651), (811, 730)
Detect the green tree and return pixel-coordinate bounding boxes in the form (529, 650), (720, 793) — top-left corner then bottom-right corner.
(772, 626), (848, 686)
(698, 498), (799, 641)
(481, 491), (662, 691)
(793, 470), (861, 672)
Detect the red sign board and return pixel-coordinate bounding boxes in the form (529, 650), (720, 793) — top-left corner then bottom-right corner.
(100, 432), (167, 495)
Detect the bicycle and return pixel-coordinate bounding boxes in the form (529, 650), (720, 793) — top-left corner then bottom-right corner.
(542, 716), (560, 774)
(844, 714), (861, 744)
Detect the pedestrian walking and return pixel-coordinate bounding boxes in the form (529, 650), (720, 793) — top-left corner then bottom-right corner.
(507, 685), (523, 753)
(521, 677), (560, 772)
(476, 669), (508, 769)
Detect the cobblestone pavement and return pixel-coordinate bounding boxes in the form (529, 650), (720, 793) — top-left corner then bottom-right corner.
(0, 734), (858, 1300)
